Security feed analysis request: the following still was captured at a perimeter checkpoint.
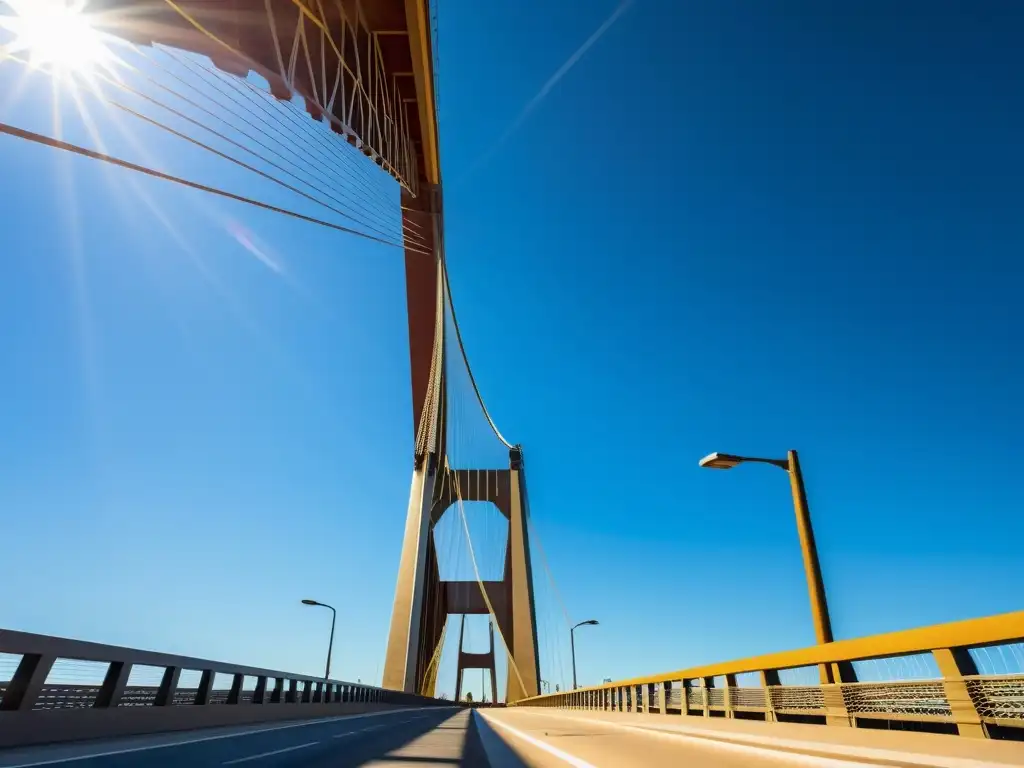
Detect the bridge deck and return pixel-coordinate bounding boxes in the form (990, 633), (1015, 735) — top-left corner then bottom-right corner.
(2, 707), (1023, 767)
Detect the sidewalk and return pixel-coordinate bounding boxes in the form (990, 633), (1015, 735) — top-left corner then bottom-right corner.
(517, 709), (1024, 766)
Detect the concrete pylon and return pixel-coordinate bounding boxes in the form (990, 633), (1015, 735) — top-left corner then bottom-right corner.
(382, 448), (541, 702)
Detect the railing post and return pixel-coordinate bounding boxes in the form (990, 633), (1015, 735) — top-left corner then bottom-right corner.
(933, 648), (987, 738)
(287, 679), (298, 703)
(195, 670), (215, 705)
(253, 676), (267, 705)
(313, 682), (323, 703)
(95, 661), (132, 709)
(271, 677), (284, 703)
(760, 670), (780, 722)
(659, 681), (668, 714)
(825, 662), (855, 728)
(700, 677), (711, 718)
(0, 654), (55, 711)
(154, 666), (180, 706)
(228, 673), (243, 705)
(724, 674), (736, 718)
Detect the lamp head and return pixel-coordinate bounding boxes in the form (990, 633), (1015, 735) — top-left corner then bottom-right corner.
(583, 619), (599, 626)
(301, 599), (319, 606)
(698, 452), (743, 470)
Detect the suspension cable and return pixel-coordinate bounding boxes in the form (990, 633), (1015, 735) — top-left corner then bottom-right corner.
(0, 122), (404, 245)
(136, 47), (413, 242)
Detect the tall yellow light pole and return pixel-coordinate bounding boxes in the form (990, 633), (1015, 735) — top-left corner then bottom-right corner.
(699, 450), (835, 651)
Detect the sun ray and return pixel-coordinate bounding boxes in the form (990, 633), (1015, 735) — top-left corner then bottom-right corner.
(0, 0), (126, 79)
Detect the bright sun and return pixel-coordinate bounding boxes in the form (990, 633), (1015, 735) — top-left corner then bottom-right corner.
(0, 0), (118, 75)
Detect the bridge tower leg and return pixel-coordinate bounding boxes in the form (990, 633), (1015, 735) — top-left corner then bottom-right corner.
(382, 186), (446, 695)
(504, 447), (541, 702)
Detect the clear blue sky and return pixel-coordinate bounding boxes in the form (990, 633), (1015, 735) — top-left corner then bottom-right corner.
(1, 0), (1022, 700)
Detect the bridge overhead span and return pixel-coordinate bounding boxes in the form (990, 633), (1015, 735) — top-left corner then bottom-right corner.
(0, 628), (446, 749)
(514, 610), (1024, 741)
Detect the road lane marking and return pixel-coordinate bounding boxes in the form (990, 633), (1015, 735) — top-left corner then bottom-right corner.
(221, 741), (319, 765)
(478, 713), (598, 768)
(0, 707), (455, 768)
(332, 724), (387, 738)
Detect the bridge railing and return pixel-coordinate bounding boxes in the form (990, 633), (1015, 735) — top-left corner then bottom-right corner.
(513, 610), (1024, 740)
(0, 628), (445, 749)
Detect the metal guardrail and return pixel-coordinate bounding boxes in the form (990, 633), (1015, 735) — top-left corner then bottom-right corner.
(0, 628), (446, 749)
(513, 610), (1024, 740)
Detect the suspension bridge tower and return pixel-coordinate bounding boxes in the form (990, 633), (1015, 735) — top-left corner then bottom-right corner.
(380, 301), (542, 702)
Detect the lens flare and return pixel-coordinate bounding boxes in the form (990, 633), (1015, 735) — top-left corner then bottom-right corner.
(0, 0), (120, 77)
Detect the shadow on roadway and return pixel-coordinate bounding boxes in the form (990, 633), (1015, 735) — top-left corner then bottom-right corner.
(300, 708), (514, 767)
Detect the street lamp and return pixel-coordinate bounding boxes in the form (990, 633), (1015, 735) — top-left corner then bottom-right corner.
(570, 619), (599, 690)
(301, 599), (337, 681)
(698, 450), (834, 650)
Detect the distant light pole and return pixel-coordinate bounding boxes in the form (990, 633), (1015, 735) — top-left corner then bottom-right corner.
(570, 619), (599, 690)
(698, 450), (834, 648)
(301, 599), (337, 680)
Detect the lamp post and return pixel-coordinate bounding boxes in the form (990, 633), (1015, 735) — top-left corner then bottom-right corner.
(698, 450), (834, 648)
(570, 619), (599, 690)
(301, 599), (337, 680)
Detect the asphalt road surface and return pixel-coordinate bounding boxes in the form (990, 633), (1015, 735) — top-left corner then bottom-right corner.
(2, 707), (1022, 767)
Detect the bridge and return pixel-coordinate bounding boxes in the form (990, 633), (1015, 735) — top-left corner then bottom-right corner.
(0, 1), (1022, 766)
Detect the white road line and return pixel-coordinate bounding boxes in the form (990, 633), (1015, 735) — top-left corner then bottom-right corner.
(478, 713), (598, 768)
(221, 741), (319, 765)
(330, 715), (426, 737)
(332, 723), (387, 738)
(0, 707), (454, 768)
